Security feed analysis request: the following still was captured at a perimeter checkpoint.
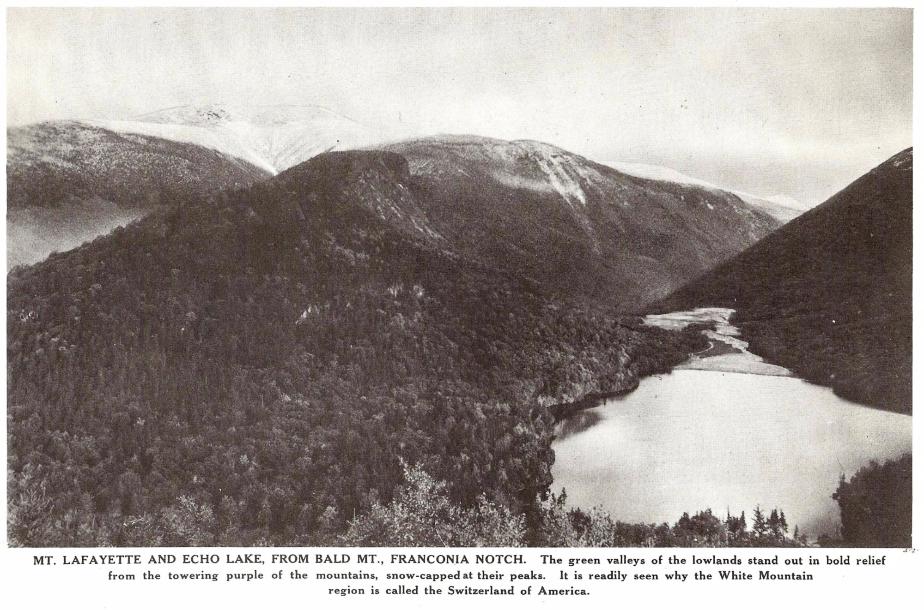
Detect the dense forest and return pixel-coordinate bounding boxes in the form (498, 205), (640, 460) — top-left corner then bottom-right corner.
(657, 148), (912, 413)
(825, 454), (912, 548)
(7, 151), (706, 546)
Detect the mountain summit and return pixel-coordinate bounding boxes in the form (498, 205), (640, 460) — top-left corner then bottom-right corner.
(90, 104), (384, 174)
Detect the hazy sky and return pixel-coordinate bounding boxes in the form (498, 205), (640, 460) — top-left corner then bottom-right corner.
(7, 7), (913, 205)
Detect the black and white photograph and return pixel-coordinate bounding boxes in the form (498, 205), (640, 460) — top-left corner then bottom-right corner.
(4, 4), (914, 560)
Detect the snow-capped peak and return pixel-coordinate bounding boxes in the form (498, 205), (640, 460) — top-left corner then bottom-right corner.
(88, 104), (387, 174)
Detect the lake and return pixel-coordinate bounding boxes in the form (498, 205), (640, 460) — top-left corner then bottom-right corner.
(550, 308), (912, 538)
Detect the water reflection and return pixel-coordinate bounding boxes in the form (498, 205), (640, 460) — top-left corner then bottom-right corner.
(554, 409), (602, 440)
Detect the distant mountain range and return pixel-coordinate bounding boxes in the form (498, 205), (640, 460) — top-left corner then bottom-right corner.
(658, 148), (912, 413)
(7, 106), (783, 306)
(97, 104), (806, 221)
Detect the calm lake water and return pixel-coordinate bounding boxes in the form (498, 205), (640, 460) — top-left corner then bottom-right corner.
(550, 308), (912, 538)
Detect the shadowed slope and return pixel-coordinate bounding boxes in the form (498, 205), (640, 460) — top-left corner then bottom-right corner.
(659, 148), (912, 413)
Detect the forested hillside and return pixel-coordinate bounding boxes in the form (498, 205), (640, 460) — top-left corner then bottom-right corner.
(8, 151), (705, 546)
(830, 454), (911, 547)
(658, 149), (912, 413)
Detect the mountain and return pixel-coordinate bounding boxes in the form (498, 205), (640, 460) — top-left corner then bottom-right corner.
(87, 104), (803, 231)
(606, 160), (806, 222)
(382, 136), (782, 309)
(657, 148), (912, 413)
(9, 105), (786, 282)
(8, 149), (708, 546)
(90, 103), (384, 174)
(7, 121), (271, 268)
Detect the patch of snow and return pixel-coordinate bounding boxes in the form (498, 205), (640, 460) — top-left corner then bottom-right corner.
(890, 149), (912, 170)
(535, 155), (587, 207)
(89, 104), (390, 174)
(488, 171), (556, 195)
(607, 161), (722, 191)
(87, 119), (278, 173)
(735, 193), (804, 222)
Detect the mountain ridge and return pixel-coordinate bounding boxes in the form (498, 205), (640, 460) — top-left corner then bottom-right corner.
(90, 103), (385, 174)
(8, 118), (781, 306)
(605, 160), (806, 222)
(383, 135), (781, 309)
(7, 120), (271, 268)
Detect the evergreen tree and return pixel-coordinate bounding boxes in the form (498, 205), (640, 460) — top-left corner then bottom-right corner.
(752, 506), (768, 541)
(768, 508), (781, 539)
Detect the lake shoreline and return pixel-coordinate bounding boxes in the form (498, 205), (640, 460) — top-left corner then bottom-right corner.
(549, 308), (913, 538)
(547, 319), (709, 423)
(549, 381), (639, 423)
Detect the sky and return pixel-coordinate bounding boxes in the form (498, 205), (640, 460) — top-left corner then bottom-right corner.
(6, 7), (913, 205)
